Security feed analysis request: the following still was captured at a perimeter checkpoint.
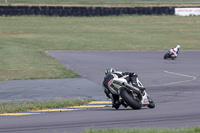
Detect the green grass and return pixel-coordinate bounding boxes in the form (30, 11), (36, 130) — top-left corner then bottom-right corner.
(0, 98), (92, 113)
(0, 15), (200, 80)
(84, 127), (200, 133)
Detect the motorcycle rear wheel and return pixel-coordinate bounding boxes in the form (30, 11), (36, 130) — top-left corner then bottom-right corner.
(120, 88), (142, 110)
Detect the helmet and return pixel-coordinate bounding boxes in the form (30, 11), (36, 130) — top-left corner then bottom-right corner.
(105, 68), (115, 75)
(176, 45), (180, 49)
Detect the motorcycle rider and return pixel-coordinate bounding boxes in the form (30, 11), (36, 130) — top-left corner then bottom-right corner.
(169, 45), (181, 58)
(102, 68), (138, 109)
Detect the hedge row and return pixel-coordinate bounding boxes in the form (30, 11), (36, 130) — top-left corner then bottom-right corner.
(0, 6), (175, 16)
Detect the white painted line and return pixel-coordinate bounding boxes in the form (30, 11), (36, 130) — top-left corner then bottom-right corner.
(149, 70), (196, 87)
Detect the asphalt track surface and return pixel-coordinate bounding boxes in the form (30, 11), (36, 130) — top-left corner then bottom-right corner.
(1, 50), (200, 133)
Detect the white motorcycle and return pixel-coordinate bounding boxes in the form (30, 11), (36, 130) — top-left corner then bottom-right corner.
(164, 49), (177, 60)
(164, 45), (180, 60)
(107, 75), (155, 109)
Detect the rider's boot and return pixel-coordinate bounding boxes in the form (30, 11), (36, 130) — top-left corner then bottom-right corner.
(111, 94), (121, 110)
(113, 99), (128, 109)
(120, 99), (128, 108)
(112, 100), (121, 110)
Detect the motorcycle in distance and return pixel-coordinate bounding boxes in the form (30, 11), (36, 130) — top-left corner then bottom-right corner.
(164, 45), (180, 60)
(107, 74), (155, 110)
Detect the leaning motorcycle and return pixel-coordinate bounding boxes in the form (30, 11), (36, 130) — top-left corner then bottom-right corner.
(106, 75), (155, 110)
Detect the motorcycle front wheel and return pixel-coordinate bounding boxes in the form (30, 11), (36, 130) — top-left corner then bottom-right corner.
(147, 96), (155, 108)
(164, 53), (169, 59)
(120, 88), (142, 110)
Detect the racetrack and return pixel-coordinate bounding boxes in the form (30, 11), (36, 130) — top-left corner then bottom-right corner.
(0, 50), (200, 133)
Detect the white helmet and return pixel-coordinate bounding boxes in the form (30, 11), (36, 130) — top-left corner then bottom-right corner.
(176, 45), (180, 49)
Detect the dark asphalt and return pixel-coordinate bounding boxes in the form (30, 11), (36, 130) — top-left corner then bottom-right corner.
(0, 50), (200, 133)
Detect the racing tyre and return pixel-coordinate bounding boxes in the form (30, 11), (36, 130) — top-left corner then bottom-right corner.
(164, 53), (169, 59)
(147, 96), (155, 108)
(148, 102), (155, 108)
(120, 88), (142, 110)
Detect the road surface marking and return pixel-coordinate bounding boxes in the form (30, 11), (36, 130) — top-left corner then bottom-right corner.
(0, 113), (41, 116)
(149, 70), (196, 87)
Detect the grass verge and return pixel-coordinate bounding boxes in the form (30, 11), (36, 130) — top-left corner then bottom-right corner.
(0, 98), (92, 113)
(84, 127), (200, 133)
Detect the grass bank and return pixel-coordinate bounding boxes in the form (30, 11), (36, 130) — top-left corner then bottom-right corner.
(0, 98), (91, 113)
(84, 127), (200, 133)
(0, 16), (200, 80)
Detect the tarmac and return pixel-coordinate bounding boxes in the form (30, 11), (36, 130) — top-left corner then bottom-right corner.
(0, 78), (105, 102)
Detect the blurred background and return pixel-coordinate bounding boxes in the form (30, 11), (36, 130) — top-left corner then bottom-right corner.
(1, 0), (200, 6)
